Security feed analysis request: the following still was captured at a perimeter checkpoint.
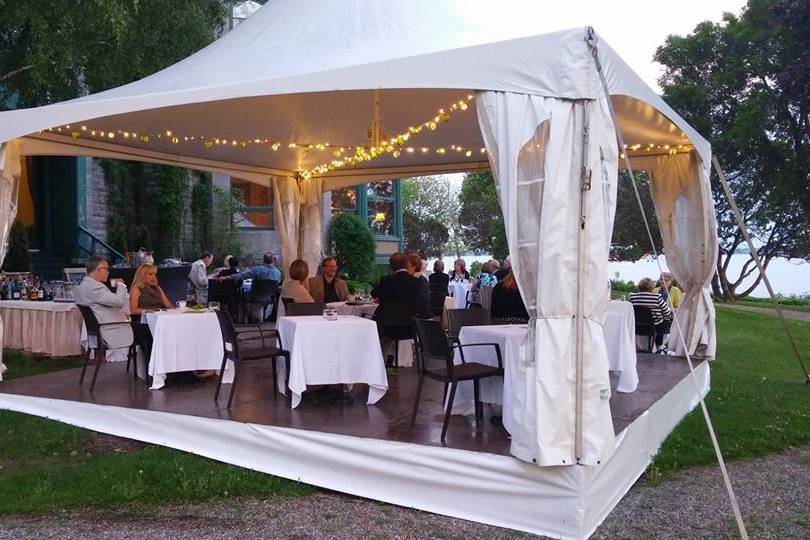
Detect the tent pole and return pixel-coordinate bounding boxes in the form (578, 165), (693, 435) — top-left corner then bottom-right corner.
(574, 100), (591, 464)
(711, 157), (810, 384)
(586, 27), (749, 540)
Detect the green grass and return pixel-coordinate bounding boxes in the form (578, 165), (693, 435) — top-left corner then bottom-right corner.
(0, 350), (314, 515)
(653, 309), (810, 474)
(733, 300), (810, 313)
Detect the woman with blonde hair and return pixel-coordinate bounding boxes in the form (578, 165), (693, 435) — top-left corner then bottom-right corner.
(449, 258), (469, 282)
(130, 263), (173, 315)
(281, 259), (315, 303)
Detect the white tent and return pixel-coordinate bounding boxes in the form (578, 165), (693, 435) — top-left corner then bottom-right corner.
(0, 0), (717, 465)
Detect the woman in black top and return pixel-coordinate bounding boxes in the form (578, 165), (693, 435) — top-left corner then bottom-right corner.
(490, 270), (528, 323)
(428, 260), (450, 289)
(218, 257), (240, 277)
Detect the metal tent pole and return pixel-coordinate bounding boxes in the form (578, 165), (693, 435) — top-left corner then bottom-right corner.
(711, 157), (810, 384)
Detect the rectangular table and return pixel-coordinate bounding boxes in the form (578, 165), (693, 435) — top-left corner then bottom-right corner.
(277, 315), (388, 409)
(0, 300), (83, 357)
(144, 309), (233, 389)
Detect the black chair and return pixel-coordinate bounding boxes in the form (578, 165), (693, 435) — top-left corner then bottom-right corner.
(446, 308), (491, 344)
(285, 302), (326, 316)
(77, 305), (136, 391)
(213, 309), (290, 407)
(243, 279), (279, 323)
(410, 317), (503, 444)
(208, 278), (240, 319)
(429, 288), (448, 318)
(633, 305), (657, 353)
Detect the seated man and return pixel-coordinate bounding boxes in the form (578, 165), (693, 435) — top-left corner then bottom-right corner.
(188, 251), (214, 305)
(220, 252), (282, 283)
(308, 256), (348, 303)
(74, 255), (133, 350)
(372, 252), (431, 364)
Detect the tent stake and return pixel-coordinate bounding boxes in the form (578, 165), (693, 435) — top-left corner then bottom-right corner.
(711, 157), (810, 384)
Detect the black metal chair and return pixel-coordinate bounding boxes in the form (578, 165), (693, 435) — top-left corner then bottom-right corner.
(208, 278), (240, 320)
(242, 279), (279, 323)
(285, 302), (326, 316)
(410, 317), (503, 444)
(77, 305), (136, 391)
(213, 309), (290, 407)
(633, 305), (657, 353)
(429, 288), (448, 318)
(446, 308), (491, 344)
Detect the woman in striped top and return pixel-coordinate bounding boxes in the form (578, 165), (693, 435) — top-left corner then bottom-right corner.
(629, 277), (673, 348)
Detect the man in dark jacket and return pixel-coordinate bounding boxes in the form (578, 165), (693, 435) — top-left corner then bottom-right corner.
(371, 252), (431, 365)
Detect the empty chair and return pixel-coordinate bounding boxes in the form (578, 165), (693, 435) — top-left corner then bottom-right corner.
(208, 278), (240, 319)
(213, 309), (290, 407)
(429, 287), (448, 318)
(633, 305), (657, 353)
(285, 302), (326, 316)
(410, 317), (503, 444)
(77, 305), (136, 391)
(446, 308), (491, 344)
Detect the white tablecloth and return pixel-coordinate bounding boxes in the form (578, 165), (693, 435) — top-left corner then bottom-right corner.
(145, 310), (233, 390)
(602, 300), (638, 393)
(277, 315), (388, 409)
(447, 281), (471, 309)
(452, 302), (638, 420)
(0, 300), (83, 356)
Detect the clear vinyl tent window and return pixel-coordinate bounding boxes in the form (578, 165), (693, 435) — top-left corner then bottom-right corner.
(514, 120), (550, 313)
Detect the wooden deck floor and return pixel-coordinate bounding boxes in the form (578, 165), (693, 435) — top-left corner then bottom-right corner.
(0, 353), (700, 456)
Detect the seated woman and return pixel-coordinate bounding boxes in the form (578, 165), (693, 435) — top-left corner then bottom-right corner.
(428, 259), (449, 290)
(630, 277), (673, 350)
(217, 256), (240, 278)
(281, 259), (315, 303)
(449, 258), (470, 282)
(130, 263), (173, 315)
(490, 270), (528, 324)
(474, 261), (498, 289)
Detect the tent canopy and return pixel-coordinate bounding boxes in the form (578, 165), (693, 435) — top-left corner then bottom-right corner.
(0, 0), (708, 188)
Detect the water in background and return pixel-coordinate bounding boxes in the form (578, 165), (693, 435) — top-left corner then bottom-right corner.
(427, 254), (809, 298)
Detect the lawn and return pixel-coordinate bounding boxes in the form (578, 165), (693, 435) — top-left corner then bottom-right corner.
(0, 351), (315, 515)
(1, 308), (808, 514)
(652, 308), (810, 474)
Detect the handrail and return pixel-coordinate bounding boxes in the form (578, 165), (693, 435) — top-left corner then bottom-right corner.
(77, 225), (125, 262)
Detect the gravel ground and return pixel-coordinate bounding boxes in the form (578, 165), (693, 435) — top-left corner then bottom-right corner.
(1, 446), (808, 539)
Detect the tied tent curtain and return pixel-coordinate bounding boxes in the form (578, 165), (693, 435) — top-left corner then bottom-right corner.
(477, 91), (618, 466)
(0, 140), (22, 380)
(272, 175), (301, 269)
(299, 177), (323, 274)
(634, 153), (718, 359)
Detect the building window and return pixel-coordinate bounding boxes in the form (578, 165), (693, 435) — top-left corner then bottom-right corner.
(330, 186), (357, 218)
(231, 178), (273, 229)
(366, 180), (397, 238)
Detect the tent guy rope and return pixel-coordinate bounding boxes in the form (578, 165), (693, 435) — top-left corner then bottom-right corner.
(587, 29), (750, 540)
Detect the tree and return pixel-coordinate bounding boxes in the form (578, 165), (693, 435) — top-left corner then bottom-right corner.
(611, 171), (663, 261)
(403, 211), (449, 258)
(654, 0), (810, 300)
(328, 212), (376, 282)
(457, 171), (508, 259)
(401, 176), (461, 257)
(2, 220), (31, 272)
(1, 1), (233, 110)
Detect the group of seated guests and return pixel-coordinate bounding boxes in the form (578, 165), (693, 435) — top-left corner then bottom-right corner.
(629, 272), (682, 350)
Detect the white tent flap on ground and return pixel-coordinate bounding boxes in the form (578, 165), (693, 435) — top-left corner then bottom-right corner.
(0, 0), (717, 466)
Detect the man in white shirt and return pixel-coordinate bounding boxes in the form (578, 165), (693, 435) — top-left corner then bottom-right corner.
(74, 256), (133, 349)
(188, 251), (214, 304)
